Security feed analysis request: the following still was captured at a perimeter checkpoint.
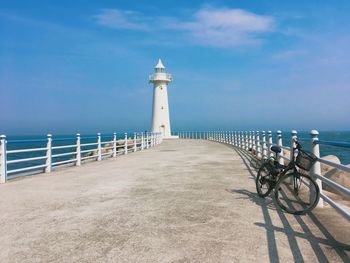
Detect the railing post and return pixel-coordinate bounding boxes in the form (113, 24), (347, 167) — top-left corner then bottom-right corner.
(310, 130), (323, 207)
(291, 130), (298, 161)
(97, 133), (102, 161)
(267, 131), (273, 158)
(124, 133), (128, 155)
(256, 131), (261, 158)
(244, 131), (247, 149)
(290, 130), (298, 184)
(237, 132), (241, 147)
(45, 134), (52, 173)
(242, 131), (245, 149)
(242, 131), (245, 148)
(238, 131), (241, 147)
(141, 133), (144, 150)
(248, 131), (252, 150)
(0, 135), (7, 183)
(239, 131), (242, 148)
(277, 130), (284, 165)
(76, 133), (81, 166)
(146, 132), (149, 149)
(251, 131), (256, 153)
(112, 132), (117, 157)
(134, 132), (137, 152)
(262, 131), (267, 159)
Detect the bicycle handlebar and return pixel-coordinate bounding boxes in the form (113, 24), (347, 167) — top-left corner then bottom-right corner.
(294, 140), (302, 150)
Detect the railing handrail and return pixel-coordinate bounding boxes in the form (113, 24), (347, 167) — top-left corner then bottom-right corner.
(315, 140), (350, 149)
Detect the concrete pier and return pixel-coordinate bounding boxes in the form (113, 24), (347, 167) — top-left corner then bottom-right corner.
(0, 139), (349, 262)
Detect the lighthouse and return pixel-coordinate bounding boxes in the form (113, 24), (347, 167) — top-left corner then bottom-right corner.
(149, 59), (173, 138)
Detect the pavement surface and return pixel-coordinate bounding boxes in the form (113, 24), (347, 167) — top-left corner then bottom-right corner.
(0, 139), (349, 262)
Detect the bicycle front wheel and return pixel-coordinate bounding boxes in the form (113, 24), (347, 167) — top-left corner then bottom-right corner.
(275, 172), (320, 215)
(256, 162), (275, 198)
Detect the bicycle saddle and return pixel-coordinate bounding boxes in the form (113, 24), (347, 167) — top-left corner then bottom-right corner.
(270, 145), (282, 154)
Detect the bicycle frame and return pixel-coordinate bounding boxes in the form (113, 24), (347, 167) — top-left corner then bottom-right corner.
(268, 143), (300, 181)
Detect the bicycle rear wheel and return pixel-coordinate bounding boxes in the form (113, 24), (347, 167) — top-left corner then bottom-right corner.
(256, 162), (275, 198)
(274, 172), (320, 215)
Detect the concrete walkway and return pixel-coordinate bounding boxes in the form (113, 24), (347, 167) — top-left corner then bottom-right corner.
(0, 139), (349, 262)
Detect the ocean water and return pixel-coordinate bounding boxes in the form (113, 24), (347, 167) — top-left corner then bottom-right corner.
(280, 131), (350, 165)
(3, 131), (350, 177)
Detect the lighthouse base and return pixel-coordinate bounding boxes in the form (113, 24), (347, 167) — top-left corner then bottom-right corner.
(163, 135), (179, 139)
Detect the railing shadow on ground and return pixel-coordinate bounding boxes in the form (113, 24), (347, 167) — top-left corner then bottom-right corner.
(229, 146), (350, 263)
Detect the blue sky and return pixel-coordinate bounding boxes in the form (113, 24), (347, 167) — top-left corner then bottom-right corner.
(1, 0), (350, 135)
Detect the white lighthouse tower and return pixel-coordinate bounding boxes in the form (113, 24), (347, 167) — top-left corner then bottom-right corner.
(149, 59), (173, 138)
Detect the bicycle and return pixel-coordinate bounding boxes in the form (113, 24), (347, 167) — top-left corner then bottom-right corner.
(256, 140), (320, 215)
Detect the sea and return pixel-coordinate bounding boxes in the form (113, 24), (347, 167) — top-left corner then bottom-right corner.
(3, 131), (350, 177)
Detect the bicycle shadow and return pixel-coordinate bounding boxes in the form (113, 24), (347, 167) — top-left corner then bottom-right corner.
(231, 147), (350, 263)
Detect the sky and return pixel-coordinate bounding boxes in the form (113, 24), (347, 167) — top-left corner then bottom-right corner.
(1, 0), (350, 135)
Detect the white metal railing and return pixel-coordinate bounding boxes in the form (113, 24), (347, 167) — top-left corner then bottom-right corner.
(0, 132), (162, 182)
(149, 73), (172, 82)
(177, 130), (350, 221)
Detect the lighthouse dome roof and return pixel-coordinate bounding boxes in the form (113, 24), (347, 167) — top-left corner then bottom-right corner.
(155, 59), (165, 69)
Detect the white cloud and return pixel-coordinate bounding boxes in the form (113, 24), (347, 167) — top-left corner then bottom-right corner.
(94, 9), (149, 31)
(93, 7), (275, 47)
(167, 8), (274, 47)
